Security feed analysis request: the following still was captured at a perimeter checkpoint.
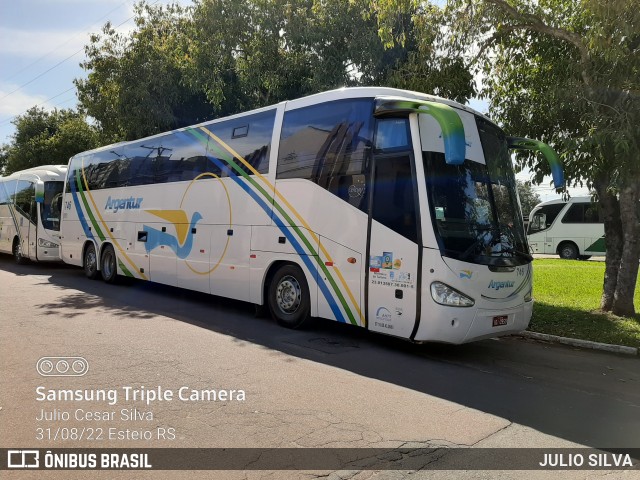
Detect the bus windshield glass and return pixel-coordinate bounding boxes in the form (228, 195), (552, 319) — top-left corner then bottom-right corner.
(41, 181), (64, 231)
(424, 117), (529, 266)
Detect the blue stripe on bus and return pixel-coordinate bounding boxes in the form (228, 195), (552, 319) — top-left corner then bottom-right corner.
(200, 153), (347, 324)
(68, 173), (94, 241)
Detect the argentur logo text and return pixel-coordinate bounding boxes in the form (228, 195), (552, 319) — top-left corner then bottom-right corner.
(104, 196), (143, 213)
(488, 280), (515, 291)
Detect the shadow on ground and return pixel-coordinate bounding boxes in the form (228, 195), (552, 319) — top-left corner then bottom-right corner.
(2, 256), (639, 449)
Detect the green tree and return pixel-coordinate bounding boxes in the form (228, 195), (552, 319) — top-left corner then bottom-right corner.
(373, 1), (475, 101)
(2, 107), (101, 175)
(516, 180), (542, 219)
(439, 0), (639, 316)
(76, 2), (213, 141)
(76, 0), (476, 141)
(377, 0), (639, 316)
(0, 144), (8, 175)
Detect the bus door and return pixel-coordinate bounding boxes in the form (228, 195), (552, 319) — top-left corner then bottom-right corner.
(15, 179), (36, 260)
(28, 200), (37, 260)
(367, 118), (421, 339)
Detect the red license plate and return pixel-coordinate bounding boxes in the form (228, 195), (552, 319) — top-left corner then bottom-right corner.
(492, 315), (508, 327)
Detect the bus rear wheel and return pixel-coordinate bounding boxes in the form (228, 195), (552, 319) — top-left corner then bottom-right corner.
(559, 242), (579, 260)
(101, 244), (118, 283)
(13, 239), (24, 265)
(84, 243), (99, 279)
(267, 264), (310, 329)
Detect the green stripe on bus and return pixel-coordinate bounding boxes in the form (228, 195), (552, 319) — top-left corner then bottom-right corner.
(188, 128), (358, 326)
(118, 258), (134, 278)
(75, 169), (106, 242)
(203, 133), (358, 325)
(585, 236), (606, 253)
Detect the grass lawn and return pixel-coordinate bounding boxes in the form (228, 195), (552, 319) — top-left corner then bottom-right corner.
(530, 259), (640, 348)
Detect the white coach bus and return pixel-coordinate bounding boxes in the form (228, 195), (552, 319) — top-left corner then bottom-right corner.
(0, 165), (67, 263)
(527, 197), (605, 260)
(59, 87), (563, 344)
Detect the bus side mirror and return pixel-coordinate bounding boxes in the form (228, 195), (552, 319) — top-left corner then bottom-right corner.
(35, 180), (45, 203)
(507, 137), (565, 188)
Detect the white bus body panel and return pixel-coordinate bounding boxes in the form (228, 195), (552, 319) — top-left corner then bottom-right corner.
(58, 87), (534, 344)
(414, 250), (532, 342)
(527, 197), (605, 257)
(0, 165), (66, 262)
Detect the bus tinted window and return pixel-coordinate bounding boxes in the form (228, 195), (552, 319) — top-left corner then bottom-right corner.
(82, 149), (127, 190)
(41, 181), (64, 231)
(277, 99), (373, 212)
(372, 154), (418, 243)
(375, 118), (410, 150)
(203, 109), (276, 176)
(14, 180), (35, 223)
(562, 203), (603, 224)
(156, 133), (212, 182)
(0, 181), (11, 205)
(528, 203), (565, 233)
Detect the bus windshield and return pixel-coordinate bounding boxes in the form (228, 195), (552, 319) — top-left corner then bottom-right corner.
(41, 181), (64, 231)
(424, 118), (529, 266)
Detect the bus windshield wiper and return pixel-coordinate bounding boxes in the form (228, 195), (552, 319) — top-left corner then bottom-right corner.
(496, 247), (533, 262)
(459, 226), (501, 260)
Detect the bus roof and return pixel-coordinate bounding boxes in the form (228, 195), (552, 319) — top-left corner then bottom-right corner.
(0, 165), (67, 181)
(532, 196), (594, 209)
(69, 86), (493, 159)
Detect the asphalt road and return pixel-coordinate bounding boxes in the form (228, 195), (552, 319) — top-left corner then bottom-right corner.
(0, 256), (638, 479)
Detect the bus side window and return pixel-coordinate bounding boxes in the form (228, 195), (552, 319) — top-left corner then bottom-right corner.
(277, 99), (374, 213)
(561, 203), (602, 224)
(204, 109), (276, 176)
(528, 213), (546, 233)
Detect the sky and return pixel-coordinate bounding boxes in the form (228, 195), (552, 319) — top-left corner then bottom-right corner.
(0, 0), (588, 202)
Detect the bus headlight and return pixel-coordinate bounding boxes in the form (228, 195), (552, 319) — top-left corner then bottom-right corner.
(430, 282), (474, 307)
(524, 288), (533, 302)
(38, 239), (59, 248)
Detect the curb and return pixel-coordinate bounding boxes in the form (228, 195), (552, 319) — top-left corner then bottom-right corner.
(517, 331), (638, 356)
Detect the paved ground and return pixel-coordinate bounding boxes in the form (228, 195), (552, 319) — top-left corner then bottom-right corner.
(0, 256), (638, 479)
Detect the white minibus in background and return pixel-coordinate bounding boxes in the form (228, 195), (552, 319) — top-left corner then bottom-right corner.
(59, 87), (563, 344)
(0, 165), (67, 263)
(527, 196), (604, 260)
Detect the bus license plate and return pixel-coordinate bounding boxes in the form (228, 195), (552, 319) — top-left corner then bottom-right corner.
(492, 315), (508, 327)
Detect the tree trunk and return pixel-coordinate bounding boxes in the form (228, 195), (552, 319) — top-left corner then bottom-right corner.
(594, 178), (623, 312)
(612, 180), (640, 317)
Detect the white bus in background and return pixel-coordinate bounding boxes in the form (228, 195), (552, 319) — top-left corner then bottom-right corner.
(527, 196), (605, 260)
(59, 87), (563, 344)
(0, 165), (67, 263)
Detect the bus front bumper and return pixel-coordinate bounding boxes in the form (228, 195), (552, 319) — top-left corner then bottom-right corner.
(413, 300), (533, 344)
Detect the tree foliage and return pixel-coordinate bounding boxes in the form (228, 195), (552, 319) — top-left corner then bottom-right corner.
(75, 2), (212, 141)
(1, 107), (101, 175)
(75, 0), (475, 141)
(441, 0), (640, 316)
(516, 180), (542, 218)
(376, 0), (639, 316)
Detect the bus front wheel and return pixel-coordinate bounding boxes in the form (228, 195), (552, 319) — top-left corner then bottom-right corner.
(12, 238), (24, 265)
(267, 264), (310, 329)
(101, 245), (118, 283)
(559, 242), (579, 260)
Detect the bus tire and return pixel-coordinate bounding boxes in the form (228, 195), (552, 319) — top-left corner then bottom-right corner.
(558, 242), (579, 260)
(12, 238), (25, 265)
(100, 244), (118, 283)
(267, 264), (310, 329)
(83, 243), (99, 279)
